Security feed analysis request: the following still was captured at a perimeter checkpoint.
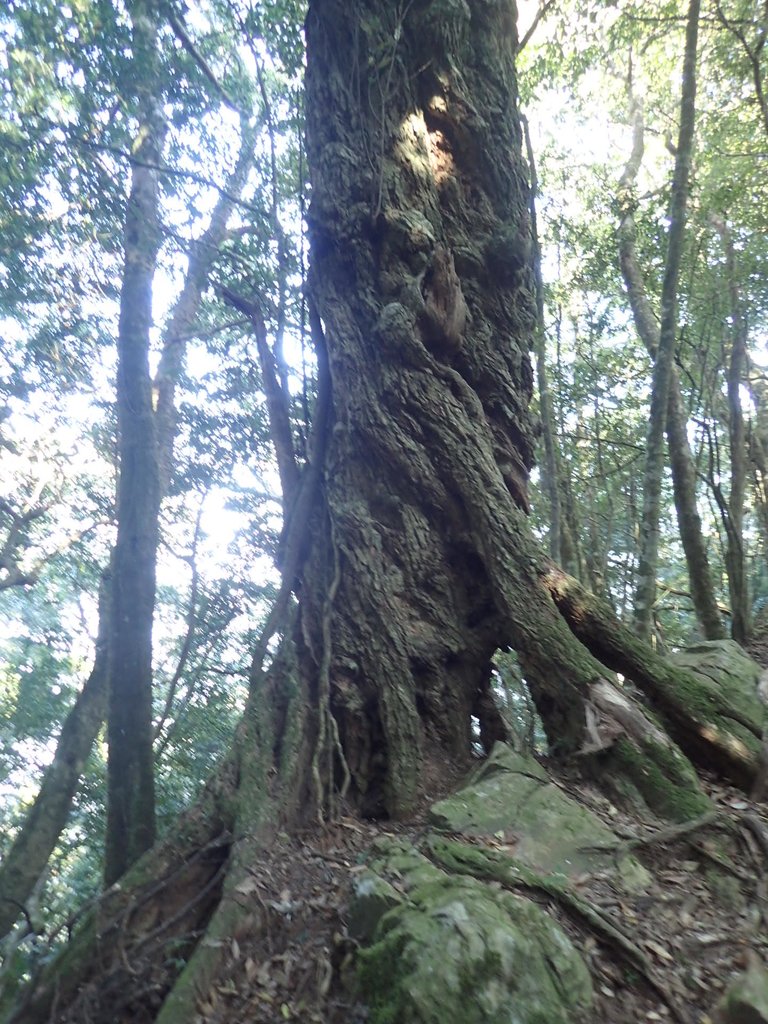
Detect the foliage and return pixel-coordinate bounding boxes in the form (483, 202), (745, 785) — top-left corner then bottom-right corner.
(520, 0), (768, 641)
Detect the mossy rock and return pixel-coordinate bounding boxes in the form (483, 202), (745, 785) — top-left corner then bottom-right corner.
(429, 744), (650, 890)
(670, 641), (765, 726)
(713, 957), (768, 1023)
(355, 841), (592, 1024)
(348, 872), (404, 943)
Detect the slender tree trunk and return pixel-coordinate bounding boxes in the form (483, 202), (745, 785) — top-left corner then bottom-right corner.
(104, 0), (167, 885)
(0, 577), (109, 942)
(153, 118), (257, 493)
(0, 130), (256, 933)
(552, 297), (582, 577)
(633, 0), (701, 640)
(618, 85), (724, 640)
(710, 214), (750, 642)
(522, 114), (561, 561)
(748, 365), (768, 553)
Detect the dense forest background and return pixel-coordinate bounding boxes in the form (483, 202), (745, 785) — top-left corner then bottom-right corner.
(1, 0), (767, 1019)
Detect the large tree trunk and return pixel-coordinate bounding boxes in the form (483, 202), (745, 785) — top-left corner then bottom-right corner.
(300, 0), (711, 820)
(303, 0), (544, 818)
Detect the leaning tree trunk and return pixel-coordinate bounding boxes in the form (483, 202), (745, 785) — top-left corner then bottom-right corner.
(0, 576), (109, 943)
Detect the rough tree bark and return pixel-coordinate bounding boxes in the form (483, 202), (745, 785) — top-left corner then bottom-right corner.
(7, 2), (765, 1020)
(296, 0), (733, 825)
(633, 0), (702, 640)
(617, 84), (724, 640)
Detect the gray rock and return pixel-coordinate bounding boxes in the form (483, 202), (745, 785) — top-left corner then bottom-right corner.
(713, 957), (768, 1024)
(354, 839), (592, 1024)
(429, 743), (650, 890)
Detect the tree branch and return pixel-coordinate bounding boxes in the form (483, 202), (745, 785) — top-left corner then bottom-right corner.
(164, 3), (250, 117)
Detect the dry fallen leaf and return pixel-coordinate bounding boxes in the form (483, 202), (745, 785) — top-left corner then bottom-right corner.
(235, 876), (260, 896)
(645, 940), (674, 962)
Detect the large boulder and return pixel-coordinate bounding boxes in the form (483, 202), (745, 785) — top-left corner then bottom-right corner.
(670, 640), (766, 722)
(428, 743), (649, 889)
(351, 838), (592, 1024)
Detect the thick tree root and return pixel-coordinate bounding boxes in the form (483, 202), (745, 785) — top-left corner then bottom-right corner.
(542, 562), (762, 788)
(152, 639), (317, 1024)
(579, 810), (721, 857)
(152, 701), (276, 1024)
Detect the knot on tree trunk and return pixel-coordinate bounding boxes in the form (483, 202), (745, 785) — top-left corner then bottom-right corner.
(420, 244), (467, 356)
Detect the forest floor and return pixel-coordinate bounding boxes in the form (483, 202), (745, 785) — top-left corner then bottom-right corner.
(107, 636), (768, 1024)
(184, 748), (768, 1024)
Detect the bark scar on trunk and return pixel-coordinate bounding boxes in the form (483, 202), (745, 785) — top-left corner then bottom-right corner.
(420, 244), (467, 356)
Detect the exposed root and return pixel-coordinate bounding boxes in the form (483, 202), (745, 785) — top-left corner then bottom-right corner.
(312, 511), (349, 822)
(426, 835), (687, 1024)
(4, 761), (237, 1024)
(740, 812), (768, 861)
(542, 561), (762, 787)
(578, 811), (721, 857)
